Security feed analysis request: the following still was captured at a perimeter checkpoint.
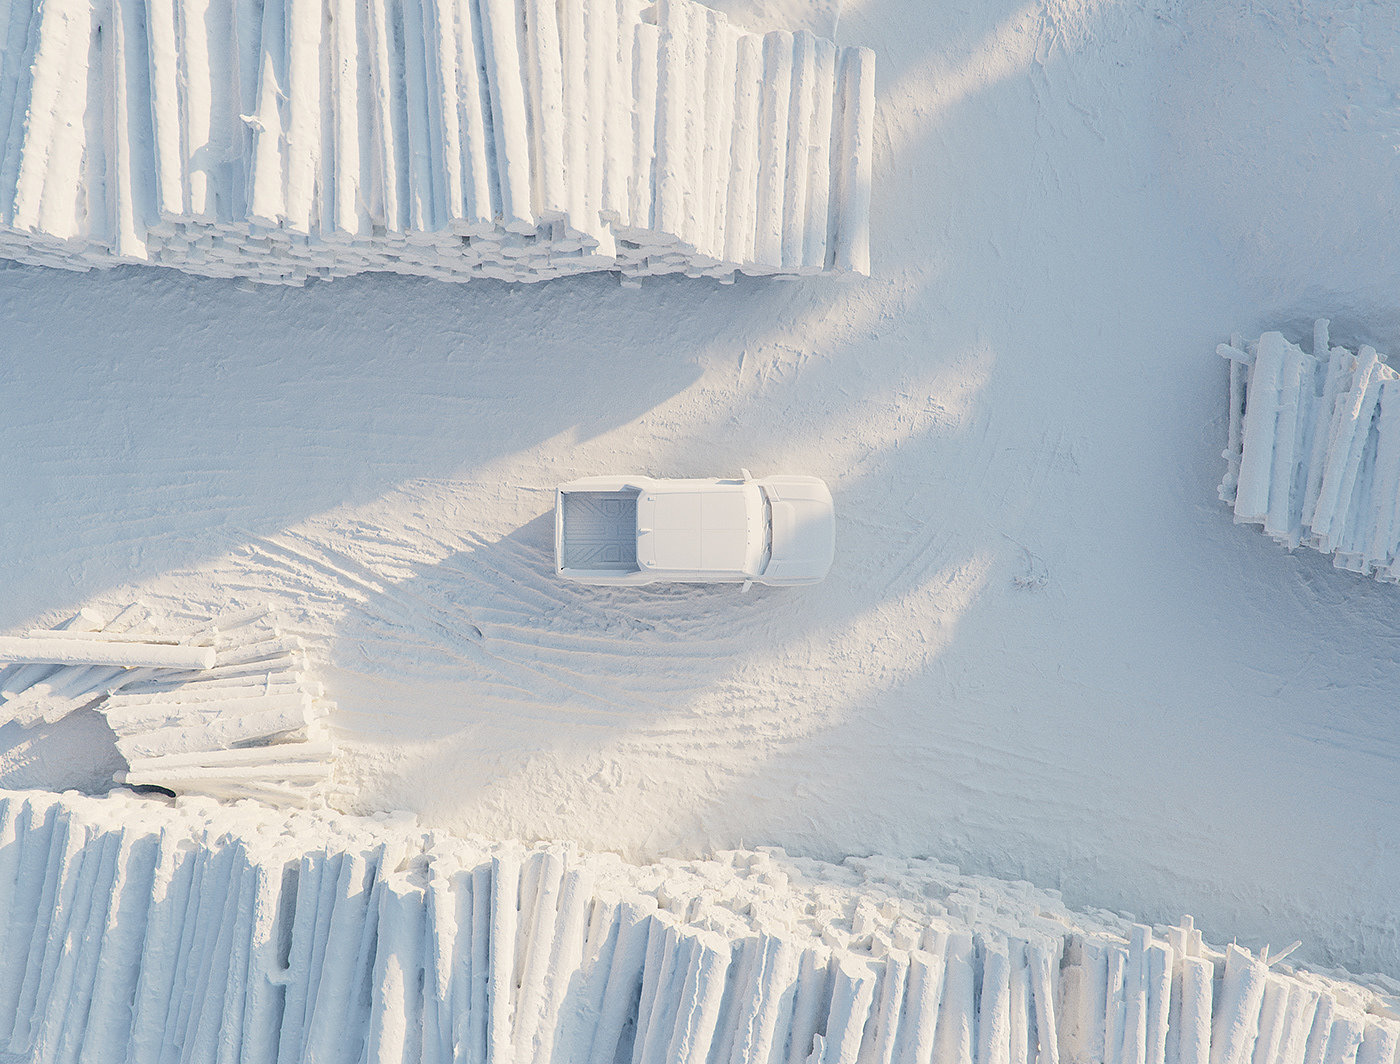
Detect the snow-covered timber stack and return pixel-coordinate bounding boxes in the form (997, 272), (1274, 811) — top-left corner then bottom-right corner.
(0, 788), (1394, 1064)
(0, 0), (874, 286)
(1219, 321), (1400, 582)
(0, 605), (334, 805)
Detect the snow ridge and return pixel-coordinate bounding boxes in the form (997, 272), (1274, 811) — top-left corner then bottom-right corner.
(1219, 322), (1400, 581)
(0, 788), (1393, 1064)
(0, 0), (872, 285)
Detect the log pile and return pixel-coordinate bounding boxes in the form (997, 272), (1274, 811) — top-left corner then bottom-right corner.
(0, 0), (874, 285)
(0, 788), (1391, 1064)
(1220, 321), (1400, 581)
(0, 605), (334, 805)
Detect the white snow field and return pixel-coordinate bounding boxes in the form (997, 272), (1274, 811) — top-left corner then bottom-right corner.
(0, 788), (1397, 1064)
(4, 0), (1400, 993)
(0, 0), (872, 283)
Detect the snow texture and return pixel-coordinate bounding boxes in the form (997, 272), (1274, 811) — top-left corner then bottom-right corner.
(0, 607), (334, 805)
(1219, 323), (1400, 582)
(6, 0), (1400, 993)
(0, 787), (1397, 1064)
(0, 0), (871, 285)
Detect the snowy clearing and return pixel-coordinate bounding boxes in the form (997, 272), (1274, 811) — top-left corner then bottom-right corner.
(3, 0), (1400, 987)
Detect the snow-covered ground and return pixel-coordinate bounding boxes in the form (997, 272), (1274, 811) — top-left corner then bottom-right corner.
(4, 0), (1400, 984)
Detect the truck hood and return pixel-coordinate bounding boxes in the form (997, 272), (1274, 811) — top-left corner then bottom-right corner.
(760, 478), (835, 583)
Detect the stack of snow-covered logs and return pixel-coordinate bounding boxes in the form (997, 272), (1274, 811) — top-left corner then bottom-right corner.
(0, 0), (874, 286)
(0, 787), (1394, 1064)
(1219, 321), (1400, 581)
(0, 605), (334, 805)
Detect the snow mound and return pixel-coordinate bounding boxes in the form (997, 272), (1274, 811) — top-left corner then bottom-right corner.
(0, 788), (1393, 1064)
(0, 0), (871, 285)
(0, 606), (334, 805)
(1219, 322), (1400, 581)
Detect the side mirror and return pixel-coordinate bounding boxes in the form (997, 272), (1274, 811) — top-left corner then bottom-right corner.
(741, 580), (754, 593)
(741, 467), (753, 481)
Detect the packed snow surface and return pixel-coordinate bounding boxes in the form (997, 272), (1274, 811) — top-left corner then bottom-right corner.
(4, 0), (1400, 987)
(0, 788), (1396, 1064)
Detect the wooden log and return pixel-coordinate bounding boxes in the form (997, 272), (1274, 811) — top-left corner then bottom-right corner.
(1320, 1015), (1365, 1064)
(787, 946), (834, 1064)
(514, 849), (567, 1058)
(10, 809), (88, 1054)
(1006, 940), (1032, 1064)
(665, 932), (730, 1064)
(1235, 333), (1288, 524)
(534, 866), (597, 1064)
(125, 838), (195, 1064)
(861, 950), (911, 1064)
(627, 21), (659, 232)
(399, 0), (437, 231)
(820, 956), (877, 1064)
(1275, 988), (1320, 1064)
(78, 831), (162, 1064)
(1353, 1023), (1399, 1064)
(477, 0), (534, 231)
(561, 0), (587, 232)
(1060, 938), (1107, 1064)
(1302, 343), (1348, 528)
(751, 30), (792, 266)
(10, 0), (88, 231)
(637, 924), (691, 1064)
(1312, 347), (1379, 547)
(490, 850), (522, 1064)
(455, 0), (497, 233)
(1145, 943), (1173, 1064)
(465, 861), (492, 1064)
(0, 636), (215, 670)
(1366, 380), (1400, 566)
(0, 801), (57, 1043)
(781, 29), (816, 271)
(696, 8), (735, 261)
(35, 0), (98, 241)
(977, 941), (1012, 1064)
(1120, 928), (1151, 1064)
(934, 931), (976, 1064)
(651, 0), (686, 241)
(329, 0), (370, 236)
(587, 901), (656, 1064)
(1178, 957), (1214, 1064)
(830, 46), (874, 274)
(365, 880), (428, 1064)
(1028, 939), (1060, 1064)
(115, 701), (318, 759)
(803, 36), (836, 273)
(1264, 345), (1309, 542)
(897, 936), (948, 1064)
(521, 0), (565, 220)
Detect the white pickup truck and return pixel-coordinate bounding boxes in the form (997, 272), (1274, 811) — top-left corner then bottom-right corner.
(555, 472), (834, 587)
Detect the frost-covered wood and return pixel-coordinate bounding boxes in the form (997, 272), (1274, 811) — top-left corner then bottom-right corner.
(0, 790), (1389, 1064)
(1219, 322), (1400, 583)
(0, 605), (334, 805)
(0, 0), (873, 285)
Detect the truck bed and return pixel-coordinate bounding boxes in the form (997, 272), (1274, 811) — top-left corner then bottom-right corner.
(559, 491), (639, 572)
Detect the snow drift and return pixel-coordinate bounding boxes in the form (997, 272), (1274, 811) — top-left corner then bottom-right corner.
(0, 606), (334, 805)
(0, 0), (872, 285)
(1219, 322), (1400, 581)
(0, 788), (1394, 1064)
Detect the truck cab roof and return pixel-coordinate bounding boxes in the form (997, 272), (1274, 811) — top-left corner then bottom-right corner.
(635, 482), (765, 576)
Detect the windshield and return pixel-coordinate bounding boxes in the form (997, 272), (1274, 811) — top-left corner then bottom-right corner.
(750, 488), (773, 576)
